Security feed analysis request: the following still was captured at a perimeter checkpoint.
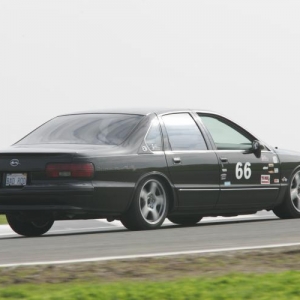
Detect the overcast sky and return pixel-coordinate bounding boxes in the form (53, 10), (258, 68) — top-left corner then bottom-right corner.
(0, 1), (299, 150)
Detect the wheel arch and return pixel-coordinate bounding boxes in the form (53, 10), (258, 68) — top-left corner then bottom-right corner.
(273, 164), (300, 218)
(274, 164), (300, 207)
(126, 171), (177, 213)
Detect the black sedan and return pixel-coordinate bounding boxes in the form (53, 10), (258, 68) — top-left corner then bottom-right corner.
(0, 109), (299, 237)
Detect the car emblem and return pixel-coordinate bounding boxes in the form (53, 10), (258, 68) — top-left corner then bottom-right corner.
(10, 159), (20, 167)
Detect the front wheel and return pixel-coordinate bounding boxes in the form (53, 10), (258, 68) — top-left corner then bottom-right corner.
(121, 177), (169, 230)
(6, 214), (54, 237)
(168, 215), (202, 226)
(273, 169), (300, 219)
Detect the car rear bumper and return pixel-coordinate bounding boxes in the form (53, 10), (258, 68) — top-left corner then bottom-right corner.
(0, 183), (94, 213)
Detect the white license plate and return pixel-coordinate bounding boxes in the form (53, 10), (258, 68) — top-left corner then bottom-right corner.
(6, 173), (27, 186)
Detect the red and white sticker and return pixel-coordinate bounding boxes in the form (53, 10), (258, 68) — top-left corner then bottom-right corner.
(261, 175), (270, 185)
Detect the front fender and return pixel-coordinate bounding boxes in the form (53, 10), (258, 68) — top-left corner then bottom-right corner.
(274, 148), (300, 206)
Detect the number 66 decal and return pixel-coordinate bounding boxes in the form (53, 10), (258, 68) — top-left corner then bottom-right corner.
(235, 162), (251, 180)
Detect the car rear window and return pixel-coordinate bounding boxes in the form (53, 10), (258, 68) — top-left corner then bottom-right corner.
(17, 114), (143, 145)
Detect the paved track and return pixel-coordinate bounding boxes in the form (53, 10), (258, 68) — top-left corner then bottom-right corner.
(0, 211), (299, 266)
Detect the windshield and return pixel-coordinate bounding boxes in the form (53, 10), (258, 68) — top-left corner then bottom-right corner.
(17, 114), (143, 145)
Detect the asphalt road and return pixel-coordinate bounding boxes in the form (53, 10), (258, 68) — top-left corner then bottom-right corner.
(0, 211), (299, 266)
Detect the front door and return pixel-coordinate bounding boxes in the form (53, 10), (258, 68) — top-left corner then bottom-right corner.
(198, 114), (280, 210)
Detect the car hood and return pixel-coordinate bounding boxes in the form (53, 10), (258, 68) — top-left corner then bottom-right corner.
(275, 148), (300, 163)
(275, 148), (300, 156)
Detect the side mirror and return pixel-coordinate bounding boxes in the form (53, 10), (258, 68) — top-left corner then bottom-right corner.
(252, 140), (260, 151)
(251, 140), (263, 157)
(244, 140), (263, 157)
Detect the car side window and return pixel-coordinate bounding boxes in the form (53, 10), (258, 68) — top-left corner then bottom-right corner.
(199, 115), (252, 150)
(162, 113), (207, 151)
(145, 118), (163, 151)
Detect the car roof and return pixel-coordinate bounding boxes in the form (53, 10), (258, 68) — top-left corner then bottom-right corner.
(59, 108), (218, 117)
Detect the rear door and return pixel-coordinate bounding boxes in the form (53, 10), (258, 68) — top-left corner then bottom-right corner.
(197, 113), (280, 210)
(161, 113), (220, 210)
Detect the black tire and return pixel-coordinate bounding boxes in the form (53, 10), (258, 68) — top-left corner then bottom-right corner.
(168, 215), (202, 226)
(121, 177), (169, 230)
(273, 169), (300, 219)
(6, 214), (54, 237)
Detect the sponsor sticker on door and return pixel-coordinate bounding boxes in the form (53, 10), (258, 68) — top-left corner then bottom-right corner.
(261, 175), (270, 185)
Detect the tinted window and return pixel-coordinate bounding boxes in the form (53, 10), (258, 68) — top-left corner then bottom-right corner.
(163, 113), (207, 151)
(145, 118), (163, 151)
(17, 114), (143, 145)
(200, 115), (252, 150)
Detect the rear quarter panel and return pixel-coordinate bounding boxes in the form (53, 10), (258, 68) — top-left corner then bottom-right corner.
(81, 153), (169, 214)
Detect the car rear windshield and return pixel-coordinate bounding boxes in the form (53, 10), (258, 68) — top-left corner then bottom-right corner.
(17, 114), (143, 145)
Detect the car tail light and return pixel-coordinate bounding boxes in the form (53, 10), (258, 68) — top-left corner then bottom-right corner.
(46, 163), (94, 178)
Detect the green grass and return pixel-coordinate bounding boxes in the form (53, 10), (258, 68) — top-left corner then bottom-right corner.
(1, 271), (300, 300)
(0, 215), (7, 225)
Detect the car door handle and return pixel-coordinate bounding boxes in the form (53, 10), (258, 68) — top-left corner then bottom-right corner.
(173, 157), (181, 164)
(220, 157), (228, 163)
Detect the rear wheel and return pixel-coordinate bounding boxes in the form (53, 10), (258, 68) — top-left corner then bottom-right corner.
(6, 214), (54, 237)
(121, 177), (169, 230)
(168, 215), (202, 226)
(273, 169), (300, 219)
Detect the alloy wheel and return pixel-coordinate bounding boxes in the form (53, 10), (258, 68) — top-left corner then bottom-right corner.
(139, 179), (167, 225)
(290, 171), (300, 212)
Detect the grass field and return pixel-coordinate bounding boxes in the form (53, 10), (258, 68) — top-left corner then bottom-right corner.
(0, 271), (300, 299)
(0, 215), (6, 225)
(1, 248), (300, 299)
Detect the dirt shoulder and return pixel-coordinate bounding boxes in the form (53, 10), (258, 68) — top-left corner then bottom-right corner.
(1, 246), (300, 285)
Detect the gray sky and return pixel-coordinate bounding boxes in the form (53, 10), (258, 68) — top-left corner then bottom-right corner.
(0, 1), (299, 150)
